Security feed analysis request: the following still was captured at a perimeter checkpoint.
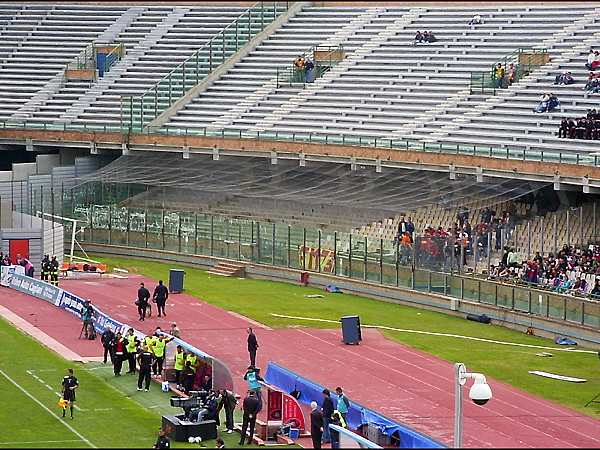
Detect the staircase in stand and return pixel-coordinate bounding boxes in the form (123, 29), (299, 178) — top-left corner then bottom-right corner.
(207, 262), (246, 277)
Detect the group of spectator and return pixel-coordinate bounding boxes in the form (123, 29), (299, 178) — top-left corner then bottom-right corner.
(392, 207), (516, 270)
(554, 71), (575, 86)
(413, 30), (437, 45)
(534, 92), (560, 113)
(557, 109), (600, 139)
(0, 252), (35, 276)
(586, 49), (600, 71)
(488, 244), (600, 298)
(293, 55), (315, 83)
(584, 71), (600, 93)
(492, 62), (517, 88)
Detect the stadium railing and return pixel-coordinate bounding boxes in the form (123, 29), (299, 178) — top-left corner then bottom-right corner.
(0, 120), (598, 168)
(119, 1), (290, 132)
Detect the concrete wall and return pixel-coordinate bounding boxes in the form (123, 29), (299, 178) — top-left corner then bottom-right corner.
(82, 242), (600, 350)
(0, 212), (64, 266)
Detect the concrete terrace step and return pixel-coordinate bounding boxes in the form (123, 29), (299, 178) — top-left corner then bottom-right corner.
(206, 262), (247, 278)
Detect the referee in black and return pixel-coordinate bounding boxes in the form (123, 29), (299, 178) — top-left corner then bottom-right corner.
(61, 368), (79, 419)
(137, 344), (155, 392)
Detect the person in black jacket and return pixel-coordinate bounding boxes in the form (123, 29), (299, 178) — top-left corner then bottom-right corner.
(153, 280), (169, 317)
(220, 389), (238, 433)
(321, 389), (334, 444)
(239, 390), (260, 446)
(101, 328), (115, 364)
(310, 401), (324, 450)
(137, 282), (151, 321)
(247, 327), (259, 367)
(153, 429), (171, 449)
(137, 345), (154, 391)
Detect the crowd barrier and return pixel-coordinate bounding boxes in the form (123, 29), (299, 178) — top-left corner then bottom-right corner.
(3, 272), (234, 390)
(264, 362), (445, 449)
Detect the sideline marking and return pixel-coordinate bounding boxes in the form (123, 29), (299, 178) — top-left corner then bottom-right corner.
(0, 439), (84, 446)
(26, 370), (84, 411)
(0, 368), (95, 448)
(270, 313), (598, 354)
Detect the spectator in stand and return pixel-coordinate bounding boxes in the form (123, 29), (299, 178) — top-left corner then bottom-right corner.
(585, 50), (600, 70)
(534, 93), (559, 113)
(406, 217), (415, 242)
(554, 71), (574, 85)
(567, 117), (577, 138)
(425, 31), (437, 43)
(558, 117), (570, 138)
(494, 63), (505, 88)
(304, 57), (315, 83)
(294, 55), (304, 69)
(576, 117), (586, 139)
(468, 14), (482, 26)
(1, 254), (9, 265)
(584, 72), (600, 92)
(507, 248), (520, 268)
(413, 31), (424, 45)
(591, 280), (600, 298)
(573, 277), (588, 294)
(507, 63), (516, 85)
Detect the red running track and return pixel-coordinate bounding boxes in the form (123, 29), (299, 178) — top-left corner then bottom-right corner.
(3, 275), (600, 448)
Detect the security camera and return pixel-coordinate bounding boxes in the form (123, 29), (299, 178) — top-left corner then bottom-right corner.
(469, 374), (492, 406)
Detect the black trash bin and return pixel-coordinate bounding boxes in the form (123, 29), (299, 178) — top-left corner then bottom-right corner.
(169, 269), (185, 294)
(340, 315), (362, 345)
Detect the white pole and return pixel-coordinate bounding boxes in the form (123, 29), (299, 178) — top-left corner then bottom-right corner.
(454, 363), (465, 448)
(70, 219), (77, 263)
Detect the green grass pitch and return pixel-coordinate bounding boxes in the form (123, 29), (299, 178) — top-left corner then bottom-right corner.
(0, 315), (284, 448)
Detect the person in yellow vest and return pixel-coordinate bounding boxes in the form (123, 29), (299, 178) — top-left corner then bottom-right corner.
(144, 333), (157, 354)
(152, 334), (174, 378)
(330, 410), (347, 449)
(186, 353), (197, 373)
(125, 328), (139, 375)
(174, 345), (186, 390)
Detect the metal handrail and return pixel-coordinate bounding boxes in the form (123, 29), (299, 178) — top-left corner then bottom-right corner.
(139, 2), (286, 98)
(103, 42), (125, 74)
(120, 1), (289, 130)
(0, 119), (598, 168)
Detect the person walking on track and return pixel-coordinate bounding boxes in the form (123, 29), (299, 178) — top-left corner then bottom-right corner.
(247, 327), (259, 367)
(153, 280), (169, 318)
(137, 282), (151, 321)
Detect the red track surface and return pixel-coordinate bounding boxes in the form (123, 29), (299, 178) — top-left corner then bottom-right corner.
(3, 275), (600, 448)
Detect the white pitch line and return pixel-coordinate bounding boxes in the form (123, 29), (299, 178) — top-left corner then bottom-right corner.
(26, 370), (84, 411)
(270, 313), (598, 354)
(0, 439), (84, 446)
(0, 368), (95, 448)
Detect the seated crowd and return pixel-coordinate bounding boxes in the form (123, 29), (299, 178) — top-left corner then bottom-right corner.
(413, 30), (437, 45)
(488, 244), (600, 298)
(533, 92), (560, 113)
(557, 109), (600, 139)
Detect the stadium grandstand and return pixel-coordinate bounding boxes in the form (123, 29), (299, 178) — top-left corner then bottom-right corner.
(3, 1), (600, 449)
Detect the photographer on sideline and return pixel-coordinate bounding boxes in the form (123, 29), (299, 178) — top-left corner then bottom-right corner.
(81, 300), (95, 339)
